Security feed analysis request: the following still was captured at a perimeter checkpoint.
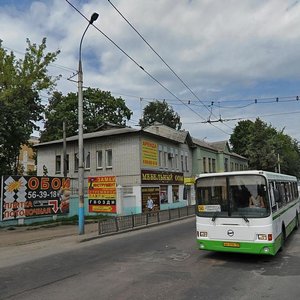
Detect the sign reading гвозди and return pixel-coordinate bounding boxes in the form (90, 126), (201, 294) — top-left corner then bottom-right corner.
(1, 175), (70, 221)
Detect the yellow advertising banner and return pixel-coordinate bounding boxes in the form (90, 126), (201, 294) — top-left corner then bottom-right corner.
(142, 140), (158, 167)
(184, 177), (195, 185)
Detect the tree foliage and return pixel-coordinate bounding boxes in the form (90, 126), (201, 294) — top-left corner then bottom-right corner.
(139, 100), (182, 130)
(40, 88), (133, 142)
(230, 118), (300, 177)
(0, 38), (60, 175)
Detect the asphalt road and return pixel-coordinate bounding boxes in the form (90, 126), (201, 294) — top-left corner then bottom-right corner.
(1, 217), (300, 300)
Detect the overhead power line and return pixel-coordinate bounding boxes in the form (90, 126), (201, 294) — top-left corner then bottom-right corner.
(183, 110), (300, 124)
(65, 0), (231, 135)
(107, 0), (224, 124)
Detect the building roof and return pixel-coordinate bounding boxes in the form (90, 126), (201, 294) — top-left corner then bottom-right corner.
(34, 123), (247, 161)
(209, 141), (230, 152)
(35, 123), (192, 148)
(143, 123), (193, 145)
(35, 127), (140, 147)
(191, 137), (217, 151)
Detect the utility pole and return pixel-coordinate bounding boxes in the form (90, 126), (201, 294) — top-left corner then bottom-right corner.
(77, 12), (99, 235)
(277, 153), (281, 174)
(63, 121), (67, 177)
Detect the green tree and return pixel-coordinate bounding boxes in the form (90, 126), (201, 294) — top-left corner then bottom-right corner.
(230, 118), (300, 176)
(139, 100), (182, 130)
(229, 120), (253, 157)
(274, 132), (300, 176)
(40, 88), (132, 142)
(0, 38), (60, 175)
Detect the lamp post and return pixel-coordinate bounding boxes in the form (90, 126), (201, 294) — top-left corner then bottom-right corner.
(78, 12), (99, 235)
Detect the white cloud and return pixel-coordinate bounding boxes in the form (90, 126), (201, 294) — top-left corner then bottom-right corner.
(1, 0), (300, 141)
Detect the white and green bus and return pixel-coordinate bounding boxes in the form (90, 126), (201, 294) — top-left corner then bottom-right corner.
(195, 170), (299, 255)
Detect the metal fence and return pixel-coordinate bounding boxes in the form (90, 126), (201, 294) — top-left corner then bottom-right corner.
(98, 205), (195, 235)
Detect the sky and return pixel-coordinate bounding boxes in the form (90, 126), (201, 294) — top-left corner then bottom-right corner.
(1, 0), (300, 143)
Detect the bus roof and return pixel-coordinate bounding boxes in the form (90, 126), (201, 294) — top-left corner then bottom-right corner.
(196, 170), (297, 182)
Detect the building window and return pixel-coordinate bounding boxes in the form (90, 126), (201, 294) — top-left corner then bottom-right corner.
(208, 158), (211, 172)
(175, 150), (178, 170)
(96, 150), (103, 169)
(159, 150), (163, 167)
(203, 157), (207, 173)
(185, 152), (188, 172)
(172, 185), (179, 202)
(105, 149), (112, 168)
(160, 186), (168, 204)
(66, 154), (69, 173)
(181, 152), (184, 172)
(164, 151), (168, 168)
(158, 145), (163, 167)
(55, 155), (61, 174)
(74, 153), (79, 172)
(85, 151), (90, 170)
(212, 158), (216, 172)
(224, 158), (229, 172)
(168, 151), (174, 169)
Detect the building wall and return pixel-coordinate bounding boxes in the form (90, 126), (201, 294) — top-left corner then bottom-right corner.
(35, 127), (247, 216)
(192, 146), (248, 175)
(37, 134), (142, 188)
(36, 131), (191, 214)
(192, 148), (219, 174)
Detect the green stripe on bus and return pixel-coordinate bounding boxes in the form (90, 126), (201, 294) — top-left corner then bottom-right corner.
(272, 200), (300, 220)
(197, 238), (281, 256)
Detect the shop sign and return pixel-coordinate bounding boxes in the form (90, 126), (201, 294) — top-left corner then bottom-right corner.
(88, 176), (116, 213)
(141, 170), (184, 184)
(142, 140), (158, 167)
(184, 177), (195, 185)
(1, 175), (70, 221)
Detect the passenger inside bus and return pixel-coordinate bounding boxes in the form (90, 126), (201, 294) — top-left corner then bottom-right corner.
(249, 192), (265, 208)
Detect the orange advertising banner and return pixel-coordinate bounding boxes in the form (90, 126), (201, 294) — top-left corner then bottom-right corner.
(88, 176), (117, 213)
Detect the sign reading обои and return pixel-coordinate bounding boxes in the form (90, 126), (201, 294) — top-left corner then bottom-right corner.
(141, 170), (184, 184)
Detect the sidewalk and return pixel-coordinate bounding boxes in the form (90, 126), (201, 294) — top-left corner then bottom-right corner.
(0, 222), (99, 247)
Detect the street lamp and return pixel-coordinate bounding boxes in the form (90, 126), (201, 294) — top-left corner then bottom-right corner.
(78, 12), (99, 235)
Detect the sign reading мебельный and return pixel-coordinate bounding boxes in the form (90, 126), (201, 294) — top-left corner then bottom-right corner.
(0, 176), (70, 221)
(88, 176), (117, 213)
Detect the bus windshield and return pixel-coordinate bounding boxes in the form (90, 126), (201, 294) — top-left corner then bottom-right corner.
(195, 174), (270, 218)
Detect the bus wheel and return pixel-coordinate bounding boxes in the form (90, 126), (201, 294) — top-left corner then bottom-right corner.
(295, 213), (299, 230)
(280, 226), (286, 251)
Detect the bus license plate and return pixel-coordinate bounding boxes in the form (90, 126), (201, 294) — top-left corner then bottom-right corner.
(223, 242), (240, 248)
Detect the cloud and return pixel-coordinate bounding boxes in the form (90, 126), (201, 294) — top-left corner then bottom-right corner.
(1, 0), (300, 141)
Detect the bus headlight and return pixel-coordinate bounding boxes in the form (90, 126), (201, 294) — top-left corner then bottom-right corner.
(258, 234), (267, 240)
(199, 231), (208, 237)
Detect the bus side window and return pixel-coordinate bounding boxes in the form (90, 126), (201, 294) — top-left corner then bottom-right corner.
(274, 182), (281, 208)
(269, 182), (277, 211)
